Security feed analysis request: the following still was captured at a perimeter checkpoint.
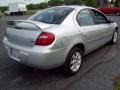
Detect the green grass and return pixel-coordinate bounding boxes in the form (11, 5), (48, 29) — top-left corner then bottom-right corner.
(114, 80), (120, 90)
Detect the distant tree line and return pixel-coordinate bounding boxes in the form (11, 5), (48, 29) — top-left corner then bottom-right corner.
(0, 6), (8, 12)
(27, 0), (97, 10)
(0, 0), (97, 12)
(0, 0), (120, 12)
(113, 0), (120, 7)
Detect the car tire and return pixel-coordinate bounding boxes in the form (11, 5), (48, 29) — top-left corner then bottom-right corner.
(63, 47), (83, 75)
(110, 30), (118, 44)
(116, 11), (120, 16)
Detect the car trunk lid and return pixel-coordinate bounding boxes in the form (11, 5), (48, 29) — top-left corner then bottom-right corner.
(6, 20), (53, 47)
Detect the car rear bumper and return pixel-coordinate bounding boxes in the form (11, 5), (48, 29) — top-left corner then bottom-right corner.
(3, 37), (67, 69)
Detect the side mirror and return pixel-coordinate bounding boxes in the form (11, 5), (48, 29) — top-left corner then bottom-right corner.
(108, 19), (114, 23)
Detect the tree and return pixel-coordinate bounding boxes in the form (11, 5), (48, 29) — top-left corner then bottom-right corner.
(71, 0), (84, 5)
(114, 0), (120, 7)
(85, 0), (97, 7)
(64, 0), (97, 7)
(27, 4), (37, 10)
(48, 0), (63, 6)
(64, 0), (84, 5)
(27, 3), (47, 10)
(0, 6), (8, 12)
(37, 2), (47, 9)
(64, 0), (72, 5)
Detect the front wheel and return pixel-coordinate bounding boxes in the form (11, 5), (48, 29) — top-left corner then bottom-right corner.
(63, 47), (83, 75)
(110, 31), (118, 44)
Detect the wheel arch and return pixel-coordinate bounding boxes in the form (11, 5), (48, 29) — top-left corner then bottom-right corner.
(66, 43), (85, 57)
(71, 43), (85, 54)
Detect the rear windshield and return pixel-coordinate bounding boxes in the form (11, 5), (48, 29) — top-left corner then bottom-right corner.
(28, 7), (74, 24)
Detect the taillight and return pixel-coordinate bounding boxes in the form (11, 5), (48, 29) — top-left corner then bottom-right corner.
(35, 32), (55, 46)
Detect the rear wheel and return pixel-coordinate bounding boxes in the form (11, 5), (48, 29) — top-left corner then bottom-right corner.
(63, 47), (83, 75)
(110, 31), (118, 44)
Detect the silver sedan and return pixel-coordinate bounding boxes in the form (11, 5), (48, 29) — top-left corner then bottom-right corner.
(3, 6), (118, 75)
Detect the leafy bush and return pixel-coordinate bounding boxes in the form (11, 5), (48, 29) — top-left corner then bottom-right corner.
(27, 2), (47, 10)
(0, 6), (8, 12)
(48, 0), (63, 6)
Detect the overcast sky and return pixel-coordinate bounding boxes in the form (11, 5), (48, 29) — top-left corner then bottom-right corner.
(0, 0), (49, 6)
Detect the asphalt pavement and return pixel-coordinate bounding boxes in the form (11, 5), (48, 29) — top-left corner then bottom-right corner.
(0, 15), (120, 90)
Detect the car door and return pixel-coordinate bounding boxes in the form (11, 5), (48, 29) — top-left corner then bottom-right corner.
(91, 9), (114, 43)
(76, 9), (104, 53)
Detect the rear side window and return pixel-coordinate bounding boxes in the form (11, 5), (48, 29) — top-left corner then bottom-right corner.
(91, 9), (108, 24)
(29, 7), (74, 24)
(76, 9), (94, 26)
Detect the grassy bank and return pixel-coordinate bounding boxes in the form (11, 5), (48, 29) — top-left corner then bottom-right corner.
(114, 80), (120, 90)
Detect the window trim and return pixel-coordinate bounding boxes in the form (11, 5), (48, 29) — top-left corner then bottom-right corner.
(76, 9), (95, 27)
(90, 9), (109, 24)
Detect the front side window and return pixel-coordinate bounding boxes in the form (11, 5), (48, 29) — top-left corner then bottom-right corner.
(76, 9), (94, 26)
(28, 7), (74, 24)
(91, 9), (108, 24)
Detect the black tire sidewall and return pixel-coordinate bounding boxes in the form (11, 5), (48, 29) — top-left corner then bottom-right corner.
(63, 47), (83, 75)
